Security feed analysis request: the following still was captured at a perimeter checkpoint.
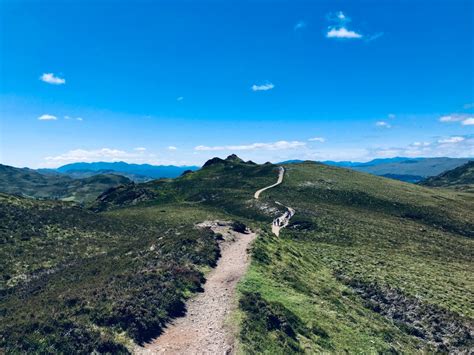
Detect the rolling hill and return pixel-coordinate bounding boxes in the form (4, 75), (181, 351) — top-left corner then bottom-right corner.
(1, 155), (472, 353)
(0, 164), (132, 203)
(420, 160), (474, 191)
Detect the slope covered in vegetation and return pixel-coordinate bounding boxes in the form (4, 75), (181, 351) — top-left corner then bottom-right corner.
(0, 193), (224, 352)
(1, 157), (473, 353)
(238, 162), (473, 353)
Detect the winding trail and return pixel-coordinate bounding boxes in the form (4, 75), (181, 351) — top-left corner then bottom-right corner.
(136, 222), (256, 355)
(135, 166), (293, 354)
(254, 166), (295, 236)
(254, 166), (285, 199)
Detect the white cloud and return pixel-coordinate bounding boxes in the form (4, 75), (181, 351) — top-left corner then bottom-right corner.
(177, 96), (184, 101)
(437, 136), (465, 144)
(38, 114), (57, 121)
(294, 21), (306, 31)
(195, 140), (305, 151)
(40, 73), (65, 85)
(168, 146), (178, 150)
(439, 115), (464, 122)
(308, 137), (326, 143)
(42, 147), (166, 167)
(251, 83), (275, 91)
(388, 113), (396, 119)
(76, 117), (83, 121)
(326, 11), (367, 40)
(327, 27), (362, 39)
(375, 121), (391, 128)
(412, 142), (430, 147)
(369, 134), (474, 160)
(440, 114), (474, 126)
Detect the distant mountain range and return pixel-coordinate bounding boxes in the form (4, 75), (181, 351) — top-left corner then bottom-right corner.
(53, 161), (199, 181)
(280, 157), (472, 183)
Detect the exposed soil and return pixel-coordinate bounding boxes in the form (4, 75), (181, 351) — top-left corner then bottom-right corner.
(136, 221), (256, 354)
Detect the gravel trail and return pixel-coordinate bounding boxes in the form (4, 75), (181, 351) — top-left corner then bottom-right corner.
(136, 222), (256, 355)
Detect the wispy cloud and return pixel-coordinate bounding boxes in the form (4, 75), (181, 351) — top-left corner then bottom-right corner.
(375, 121), (391, 128)
(40, 73), (65, 85)
(64, 115), (83, 121)
(439, 114), (464, 122)
(177, 96), (184, 101)
(195, 140), (305, 151)
(168, 146), (178, 150)
(294, 20), (306, 31)
(412, 141), (430, 147)
(38, 114), (57, 121)
(365, 32), (384, 42)
(437, 136), (465, 144)
(463, 103), (474, 109)
(251, 82), (275, 91)
(308, 137), (326, 142)
(134, 147), (147, 152)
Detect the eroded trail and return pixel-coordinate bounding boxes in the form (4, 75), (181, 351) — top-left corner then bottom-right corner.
(255, 166), (295, 236)
(137, 222), (256, 355)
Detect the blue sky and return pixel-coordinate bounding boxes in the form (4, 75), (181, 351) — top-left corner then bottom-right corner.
(0, 0), (473, 168)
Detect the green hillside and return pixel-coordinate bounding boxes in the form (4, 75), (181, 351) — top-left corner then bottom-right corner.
(238, 162), (473, 353)
(0, 164), (132, 203)
(420, 161), (474, 192)
(1, 157), (472, 353)
(0, 193), (226, 352)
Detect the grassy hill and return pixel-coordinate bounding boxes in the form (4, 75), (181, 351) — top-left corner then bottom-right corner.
(1, 156), (473, 353)
(0, 164), (132, 203)
(420, 161), (474, 192)
(0, 193), (227, 352)
(238, 162), (473, 353)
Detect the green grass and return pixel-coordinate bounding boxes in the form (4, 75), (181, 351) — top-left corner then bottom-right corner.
(1, 158), (473, 353)
(0, 195), (223, 352)
(236, 162), (473, 353)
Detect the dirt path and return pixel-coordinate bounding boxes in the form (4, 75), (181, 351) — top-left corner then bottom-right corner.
(254, 166), (295, 236)
(254, 166), (284, 199)
(136, 221), (256, 355)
